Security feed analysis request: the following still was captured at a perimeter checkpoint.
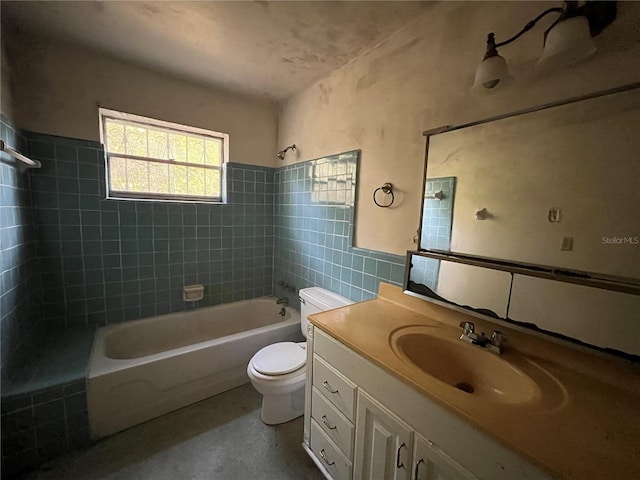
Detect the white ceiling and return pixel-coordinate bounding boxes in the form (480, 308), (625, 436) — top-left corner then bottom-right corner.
(1, 1), (432, 101)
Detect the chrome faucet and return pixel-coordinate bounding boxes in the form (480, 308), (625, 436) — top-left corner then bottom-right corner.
(459, 322), (506, 355)
(276, 297), (289, 306)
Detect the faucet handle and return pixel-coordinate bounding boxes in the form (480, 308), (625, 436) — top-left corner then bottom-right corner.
(459, 321), (475, 336)
(490, 331), (506, 347)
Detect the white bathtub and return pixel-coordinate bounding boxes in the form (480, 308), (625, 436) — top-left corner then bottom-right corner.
(88, 297), (301, 438)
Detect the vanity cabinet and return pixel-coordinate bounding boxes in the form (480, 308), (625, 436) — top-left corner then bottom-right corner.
(412, 432), (477, 480)
(354, 390), (477, 480)
(304, 325), (552, 480)
(354, 390), (413, 480)
(304, 327), (358, 480)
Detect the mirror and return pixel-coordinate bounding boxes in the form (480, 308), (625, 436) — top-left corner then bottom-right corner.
(406, 84), (640, 358)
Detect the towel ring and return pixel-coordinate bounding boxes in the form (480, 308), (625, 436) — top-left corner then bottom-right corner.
(373, 183), (395, 208)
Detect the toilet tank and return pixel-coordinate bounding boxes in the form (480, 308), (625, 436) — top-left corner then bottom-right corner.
(298, 287), (354, 338)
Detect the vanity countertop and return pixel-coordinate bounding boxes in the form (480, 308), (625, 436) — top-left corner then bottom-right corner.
(308, 283), (640, 480)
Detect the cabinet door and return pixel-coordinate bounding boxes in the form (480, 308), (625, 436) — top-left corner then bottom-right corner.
(354, 390), (413, 480)
(412, 433), (477, 480)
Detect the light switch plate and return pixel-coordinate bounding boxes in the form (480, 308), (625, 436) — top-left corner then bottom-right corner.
(548, 208), (561, 222)
(561, 237), (574, 251)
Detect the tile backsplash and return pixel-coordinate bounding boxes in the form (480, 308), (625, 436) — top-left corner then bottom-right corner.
(411, 176), (455, 289)
(23, 137), (406, 335)
(2, 135), (408, 476)
(1, 378), (90, 478)
(422, 176), (455, 251)
(4, 135), (408, 380)
(26, 130), (274, 330)
(273, 151), (406, 305)
(0, 117), (43, 382)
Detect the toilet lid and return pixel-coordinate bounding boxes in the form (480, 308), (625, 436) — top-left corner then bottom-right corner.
(252, 342), (306, 375)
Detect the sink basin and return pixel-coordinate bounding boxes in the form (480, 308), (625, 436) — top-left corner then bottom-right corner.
(391, 325), (567, 408)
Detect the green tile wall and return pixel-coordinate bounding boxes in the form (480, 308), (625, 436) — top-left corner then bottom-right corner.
(11, 129), (411, 336)
(412, 176), (456, 289)
(25, 130), (274, 330)
(2, 137), (411, 476)
(1, 378), (90, 478)
(272, 150), (406, 305)
(0, 116), (43, 383)
(25, 136), (407, 332)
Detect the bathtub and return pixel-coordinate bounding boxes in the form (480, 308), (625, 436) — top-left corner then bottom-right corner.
(88, 297), (301, 438)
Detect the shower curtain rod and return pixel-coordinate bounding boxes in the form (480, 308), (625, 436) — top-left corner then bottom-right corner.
(0, 140), (41, 169)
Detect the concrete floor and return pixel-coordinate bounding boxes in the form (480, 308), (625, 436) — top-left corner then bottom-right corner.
(23, 384), (324, 480)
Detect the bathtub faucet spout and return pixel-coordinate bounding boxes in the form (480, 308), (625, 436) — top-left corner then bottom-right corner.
(276, 297), (289, 306)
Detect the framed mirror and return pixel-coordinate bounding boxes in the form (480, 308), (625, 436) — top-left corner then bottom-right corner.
(405, 83), (640, 358)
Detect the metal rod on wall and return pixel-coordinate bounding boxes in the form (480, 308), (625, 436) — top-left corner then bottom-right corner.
(0, 140), (41, 169)
(425, 190), (444, 200)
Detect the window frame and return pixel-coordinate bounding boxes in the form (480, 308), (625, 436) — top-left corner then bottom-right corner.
(99, 108), (229, 203)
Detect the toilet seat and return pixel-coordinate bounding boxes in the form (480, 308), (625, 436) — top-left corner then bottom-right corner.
(250, 342), (306, 376)
(248, 362), (305, 383)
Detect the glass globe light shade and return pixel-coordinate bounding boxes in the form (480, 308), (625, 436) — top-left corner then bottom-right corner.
(471, 54), (514, 95)
(537, 15), (596, 70)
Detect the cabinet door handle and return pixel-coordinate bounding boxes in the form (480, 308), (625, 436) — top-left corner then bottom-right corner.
(319, 448), (335, 466)
(322, 380), (339, 394)
(396, 442), (406, 469)
(321, 414), (337, 430)
(414, 458), (425, 480)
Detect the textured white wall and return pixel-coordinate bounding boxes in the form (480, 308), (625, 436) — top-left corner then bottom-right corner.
(278, 1), (640, 255)
(6, 34), (278, 167)
(429, 88), (640, 279)
(509, 275), (640, 355)
(437, 262), (512, 318)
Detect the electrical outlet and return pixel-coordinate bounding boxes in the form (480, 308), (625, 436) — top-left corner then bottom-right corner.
(561, 237), (573, 251)
(548, 208), (561, 222)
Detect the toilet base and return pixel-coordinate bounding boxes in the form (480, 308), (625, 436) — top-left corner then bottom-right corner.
(260, 387), (305, 425)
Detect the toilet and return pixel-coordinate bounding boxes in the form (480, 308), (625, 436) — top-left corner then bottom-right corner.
(247, 287), (353, 425)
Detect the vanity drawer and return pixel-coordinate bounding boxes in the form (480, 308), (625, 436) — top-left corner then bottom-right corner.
(314, 328), (361, 372)
(313, 355), (357, 421)
(312, 387), (354, 458)
(310, 418), (352, 480)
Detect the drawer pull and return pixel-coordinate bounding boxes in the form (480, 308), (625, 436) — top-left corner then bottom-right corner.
(396, 442), (407, 469)
(321, 414), (337, 430)
(322, 380), (339, 394)
(319, 448), (335, 466)
(414, 458), (425, 480)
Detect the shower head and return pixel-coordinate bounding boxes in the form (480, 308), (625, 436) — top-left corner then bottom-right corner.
(276, 144), (296, 160)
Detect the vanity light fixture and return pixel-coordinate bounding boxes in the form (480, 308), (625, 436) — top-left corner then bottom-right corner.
(471, 1), (617, 94)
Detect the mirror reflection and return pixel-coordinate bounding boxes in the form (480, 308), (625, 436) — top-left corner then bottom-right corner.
(408, 85), (640, 357)
(421, 86), (640, 279)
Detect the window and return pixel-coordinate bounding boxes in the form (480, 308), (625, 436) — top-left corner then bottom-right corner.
(99, 108), (228, 202)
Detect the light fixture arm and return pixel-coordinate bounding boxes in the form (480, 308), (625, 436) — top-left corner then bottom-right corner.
(495, 7), (564, 49)
(485, 0), (617, 57)
(473, 1), (617, 94)
(484, 6), (564, 59)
